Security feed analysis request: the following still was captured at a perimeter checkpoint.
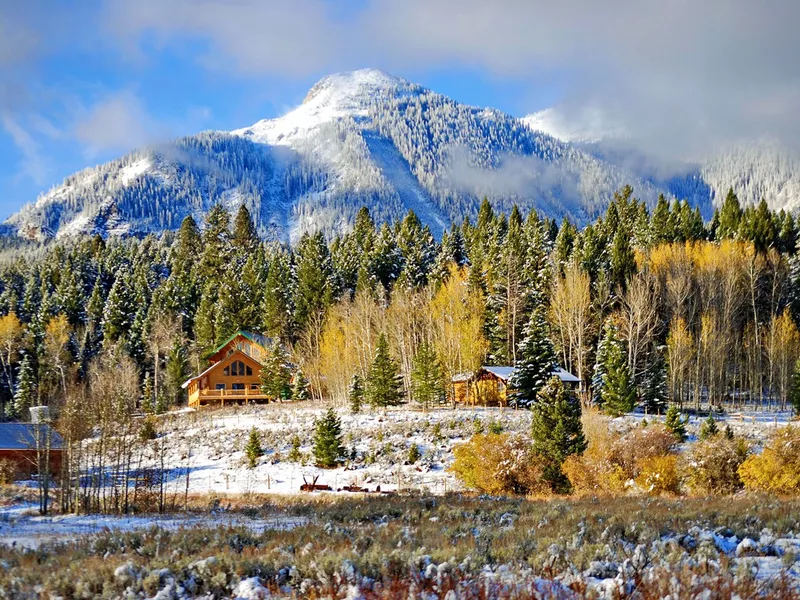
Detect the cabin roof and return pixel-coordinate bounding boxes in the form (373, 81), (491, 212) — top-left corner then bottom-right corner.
(0, 423), (64, 450)
(181, 348), (263, 389)
(207, 331), (273, 358)
(454, 366), (580, 384)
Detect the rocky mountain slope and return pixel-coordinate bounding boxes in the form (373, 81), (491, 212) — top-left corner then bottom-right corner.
(4, 69), (724, 242)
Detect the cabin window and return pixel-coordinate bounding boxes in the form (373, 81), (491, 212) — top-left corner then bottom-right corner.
(216, 383), (226, 390)
(250, 384), (259, 390)
(227, 360), (252, 377)
(232, 383), (245, 390)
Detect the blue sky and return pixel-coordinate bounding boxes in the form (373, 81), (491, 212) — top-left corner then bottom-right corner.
(1, 0), (798, 220)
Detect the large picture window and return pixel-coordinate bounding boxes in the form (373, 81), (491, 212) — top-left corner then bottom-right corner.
(223, 360), (252, 377)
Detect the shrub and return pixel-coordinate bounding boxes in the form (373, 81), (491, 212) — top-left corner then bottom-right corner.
(407, 443), (421, 464)
(0, 459), (16, 485)
(739, 426), (800, 495)
(139, 415), (158, 441)
(685, 435), (749, 495)
(313, 408), (345, 468)
(609, 424), (677, 480)
(288, 435), (302, 462)
(451, 433), (547, 496)
(635, 454), (682, 495)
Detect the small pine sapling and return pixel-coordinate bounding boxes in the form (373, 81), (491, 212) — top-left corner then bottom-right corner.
(665, 404), (687, 442)
(348, 374), (364, 414)
(244, 427), (263, 469)
(699, 414), (719, 440)
(407, 443), (421, 464)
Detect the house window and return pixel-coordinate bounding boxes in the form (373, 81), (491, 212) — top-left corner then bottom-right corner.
(227, 360), (252, 376)
(216, 383), (226, 390)
(250, 384), (259, 390)
(232, 383), (245, 390)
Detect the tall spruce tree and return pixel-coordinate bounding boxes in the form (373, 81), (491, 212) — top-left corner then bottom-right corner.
(348, 374), (364, 414)
(313, 407), (345, 468)
(262, 249), (295, 342)
(259, 344), (292, 401)
(294, 232), (334, 332)
(232, 204), (259, 254)
(530, 376), (586, 493)
(410, 341), (445, 409)
(509, 304), (556, 407)
(717, 188), (742, 240)
(366, 334), (404, 408)
(642, 350), (668, 414)
(10, 352), (36, 419)
(600, 326), (636, 417)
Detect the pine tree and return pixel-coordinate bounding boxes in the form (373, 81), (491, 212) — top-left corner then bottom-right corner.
(10, 352), (36, 419)
(294, 232), (334, 333)
(262, 249), (295, 342)
(348, 374), (364, 414)
(313, 407), (345, 468)
(530, 376), (586, 493)
(395, 210), (436, 290)
(591, 319), (615, 407)
(642, 350), (668, 414)
(594, 319), (636, 416)
(198, 204), (232, 283)
(509, 304), (556, 408)
(717, 188), (742, 240)
(699, 414), (719, 440)
(244, 427), (263, 469)
(601, 334), (636, 417)
(410, 341), (445, 409)
(292, 369), (311, 401)
(232, 204), (259, 254)
(173, 215), (202, 272)
(366, 334), (404, 408)
(194, 283), (218, 353)
(610, 227), (636, 293)
(665, 404), (687, 442)
(259, 344), (292, 401)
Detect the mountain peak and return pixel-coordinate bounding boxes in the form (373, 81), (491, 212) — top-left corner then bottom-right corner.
(302, 68), (406, 105)
(233, 68), (417, 147)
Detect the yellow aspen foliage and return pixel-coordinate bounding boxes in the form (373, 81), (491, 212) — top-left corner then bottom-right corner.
(739, 426), (800, 495)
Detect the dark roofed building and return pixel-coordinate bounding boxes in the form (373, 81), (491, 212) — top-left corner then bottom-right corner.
(0, 423), (63, 479)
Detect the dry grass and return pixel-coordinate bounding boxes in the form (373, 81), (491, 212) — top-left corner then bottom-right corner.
(1, 493), (799, 598)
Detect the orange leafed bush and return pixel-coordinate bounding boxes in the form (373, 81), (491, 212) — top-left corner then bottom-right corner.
(739, 426), (800, 495)
(451, 433), (547, 496)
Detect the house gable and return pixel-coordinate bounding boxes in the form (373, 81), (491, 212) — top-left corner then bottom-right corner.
(207, 331), (271, 365)
(185, 349), (264, 390)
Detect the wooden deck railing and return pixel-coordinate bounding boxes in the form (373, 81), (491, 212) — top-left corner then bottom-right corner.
(189, 388), (272, 407)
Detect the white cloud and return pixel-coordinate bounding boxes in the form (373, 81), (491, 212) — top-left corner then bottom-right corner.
(1, 113), (47, 185)
(72, 92), (161, 156)
(104, 0), (800, 159)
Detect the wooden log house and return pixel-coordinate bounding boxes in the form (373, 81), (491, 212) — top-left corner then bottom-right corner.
(452, 366), (580, 406)
(182, 331), (284, 408)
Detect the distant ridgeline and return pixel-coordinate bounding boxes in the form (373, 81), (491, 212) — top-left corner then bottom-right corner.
(0, 184), (798, 425)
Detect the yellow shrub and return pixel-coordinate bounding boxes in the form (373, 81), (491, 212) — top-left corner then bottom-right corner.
(739, 426), (800, 495)
(451, 433), (547, 496)
(635, 455), (682, 496)
(562, 454), (627, 495)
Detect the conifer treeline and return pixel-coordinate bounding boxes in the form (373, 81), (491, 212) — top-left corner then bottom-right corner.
(0, 184), (798, 422)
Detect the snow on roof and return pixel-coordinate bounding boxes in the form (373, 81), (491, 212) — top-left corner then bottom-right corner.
(552, 367), (581, 383)
(481, 366), (516, 380)
(0, 424), (63, 450)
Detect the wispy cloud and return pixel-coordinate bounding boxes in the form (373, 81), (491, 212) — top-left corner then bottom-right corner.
(104, 0), (800, 159)
(1, 113), (47, 185)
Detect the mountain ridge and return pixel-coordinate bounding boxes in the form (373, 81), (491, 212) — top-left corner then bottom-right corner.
(11, 68), (788, 243)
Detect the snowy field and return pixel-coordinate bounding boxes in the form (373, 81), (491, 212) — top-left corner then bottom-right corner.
(138, 402), (792, 500)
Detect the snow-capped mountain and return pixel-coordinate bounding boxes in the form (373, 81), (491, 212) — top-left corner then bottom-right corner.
(524, 107), (800, 213)
(7, 69), (705, 243)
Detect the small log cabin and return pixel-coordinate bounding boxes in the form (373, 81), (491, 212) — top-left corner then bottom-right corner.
(182, 331), (280, 408)
(452, 366), (580, 406)
(0, 423), (63, 479)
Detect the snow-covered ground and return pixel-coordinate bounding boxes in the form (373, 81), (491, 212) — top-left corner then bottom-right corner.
(142, 404), (521, 498)
(0, 502), (307, 549)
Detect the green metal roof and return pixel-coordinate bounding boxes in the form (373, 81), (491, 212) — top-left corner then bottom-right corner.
(207, 330), (274, 357)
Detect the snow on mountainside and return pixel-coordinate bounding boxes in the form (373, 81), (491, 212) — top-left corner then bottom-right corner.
(6, 69), (710, 243)
(524, 107), (800, 212)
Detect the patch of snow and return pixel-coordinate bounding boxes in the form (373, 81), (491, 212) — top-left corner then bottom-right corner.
(119, 157), (152, 185)
(233, 576), (271, 599)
